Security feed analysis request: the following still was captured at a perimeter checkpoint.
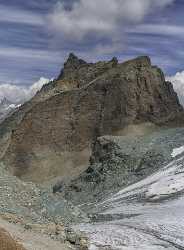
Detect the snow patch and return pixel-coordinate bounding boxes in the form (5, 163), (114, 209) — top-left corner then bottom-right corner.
(171, 146), (184, 157)
(146, 173), (184, 200)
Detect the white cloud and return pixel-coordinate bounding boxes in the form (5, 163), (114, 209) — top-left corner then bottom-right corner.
(48, 0), (174, 40)
(166, 71), (184, 106)
(0, 77), (50, 104)
(0, 47), (61, 61)
(128, 24), (184, 37)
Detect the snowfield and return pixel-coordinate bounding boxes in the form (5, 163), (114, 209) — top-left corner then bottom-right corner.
(77, 150), (184, 249)
(171, 146), (184, 158)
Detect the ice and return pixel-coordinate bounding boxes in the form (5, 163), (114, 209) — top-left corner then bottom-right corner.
(77, 155), (184, 249)
(171, 145), (184, 157)
(146, 173), (184, 200)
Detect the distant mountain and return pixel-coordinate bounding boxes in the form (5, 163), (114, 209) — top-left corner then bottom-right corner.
(0, 97), (21, 123)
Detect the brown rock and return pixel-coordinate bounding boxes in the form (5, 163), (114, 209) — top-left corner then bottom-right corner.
(0, 213), (23, 225)
(0, 228), (26, 250)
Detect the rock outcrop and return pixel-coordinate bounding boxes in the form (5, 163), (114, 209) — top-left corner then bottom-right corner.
(0, 54), (183, 182)
(55, 127), (184, 206)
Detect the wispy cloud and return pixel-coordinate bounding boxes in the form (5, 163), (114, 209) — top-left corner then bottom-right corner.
(0, 47), (62, 60)
(128, 24), (184, 37)
(0, 4), (45, 26)
(0, 45), (64, 85)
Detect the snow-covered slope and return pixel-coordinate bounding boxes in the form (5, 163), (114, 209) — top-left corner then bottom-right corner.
(0, 97), (21, 123)
(77, 145), (184, 249)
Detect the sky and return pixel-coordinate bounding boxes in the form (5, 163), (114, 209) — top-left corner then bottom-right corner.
(0, 0), (184, 102)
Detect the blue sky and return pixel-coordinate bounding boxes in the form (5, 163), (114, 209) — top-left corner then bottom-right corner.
(0, 0), (184, 87)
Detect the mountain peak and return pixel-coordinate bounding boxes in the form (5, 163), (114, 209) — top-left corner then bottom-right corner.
(64, 53), (87, 69)
(0, 97), (11, 106)
(68, 52), (79, 60)
(58, 53), (87, 79)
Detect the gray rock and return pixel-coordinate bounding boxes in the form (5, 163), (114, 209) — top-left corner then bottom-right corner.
(60, 127), (184, 206)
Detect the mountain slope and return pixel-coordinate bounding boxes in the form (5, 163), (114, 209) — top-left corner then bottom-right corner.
(0, 54), (183, 183)
(73, 129), (184, 249)
(0, 98), (20, 123)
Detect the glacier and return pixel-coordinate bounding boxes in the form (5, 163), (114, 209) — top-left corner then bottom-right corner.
(76, 149), (184, 249)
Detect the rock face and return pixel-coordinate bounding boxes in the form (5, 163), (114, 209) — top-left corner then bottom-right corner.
(0, 54), (183, 182)
(57, 53), (118, 90)
(60, 127), (184, 205)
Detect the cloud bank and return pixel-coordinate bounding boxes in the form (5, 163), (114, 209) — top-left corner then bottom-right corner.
(49, 0), (174, 41)
(167, 71), (184, 106)
(0, 77), (50, 103)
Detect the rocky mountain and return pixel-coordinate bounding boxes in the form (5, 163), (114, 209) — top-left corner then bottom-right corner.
(0, 54), (184, 249)
(0, 97), (20, 123)
(0, 53), (183, 183)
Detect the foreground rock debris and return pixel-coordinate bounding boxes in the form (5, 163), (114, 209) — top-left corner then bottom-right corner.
(0, 216), (88, 250)
(0, 228), (25, 250)
(0, 164), (89, 249)
(0, 54), (184, 249)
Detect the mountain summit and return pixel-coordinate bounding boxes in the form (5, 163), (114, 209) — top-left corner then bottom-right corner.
(0, 54), (183, 182)
(64, 53), (87, 69)
(0, 97), (12, 106)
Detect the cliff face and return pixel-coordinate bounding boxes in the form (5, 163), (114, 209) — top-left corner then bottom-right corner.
(1, 54), (183, 182)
